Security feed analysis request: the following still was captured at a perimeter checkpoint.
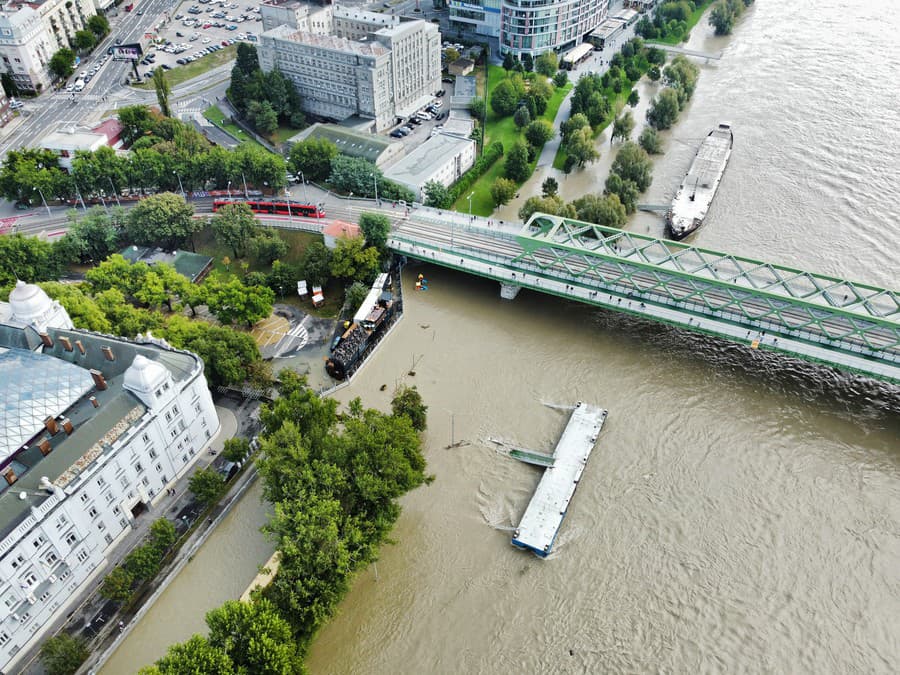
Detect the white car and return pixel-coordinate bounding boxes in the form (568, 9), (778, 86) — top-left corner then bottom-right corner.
(202, 37), (211, 43)
(66, 83), (75, 92)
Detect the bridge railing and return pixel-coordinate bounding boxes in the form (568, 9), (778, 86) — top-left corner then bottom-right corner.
(391, 235), (898, 363)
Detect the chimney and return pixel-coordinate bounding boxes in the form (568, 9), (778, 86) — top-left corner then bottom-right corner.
(44, 416), (59, 435)
(59, 336), (73, 352)
(61, 418), (74, 435)
(102, 346), (115, 361)
(75, 340), (85, 355)
(3, 467), (17, 485)
(39, 332), (53, 348)
(90, 396), (99, 408)
(38, 439), (52, 456)
(90, 369), (108, 391)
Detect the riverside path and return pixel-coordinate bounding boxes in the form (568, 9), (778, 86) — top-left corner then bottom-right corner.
(388, 211), (900, 384)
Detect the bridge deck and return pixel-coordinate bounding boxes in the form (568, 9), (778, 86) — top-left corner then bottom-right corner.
(388, 210), (899, 384)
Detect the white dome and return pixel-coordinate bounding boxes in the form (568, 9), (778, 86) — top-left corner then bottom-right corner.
(9, 280), (53, 323)
(123, 354), (169, 397)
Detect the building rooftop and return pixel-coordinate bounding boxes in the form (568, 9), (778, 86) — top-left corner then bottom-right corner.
(40, 129), (108, 150)
(289, 123), (396, 164)
(333, 5), (399, 27)
(119, 246), (214, 283)
(264, 24), (390, 57)
(384, 132), (475, 187)
(0, 326), (200, 540)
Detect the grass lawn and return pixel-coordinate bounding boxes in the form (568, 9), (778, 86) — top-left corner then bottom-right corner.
(451, 65), (572, 216)
(193, 225), (344, 318)
(271, 126), (299, 146)
(132, 45), (237, 89)
(653, 0), (715, 45)
(204, 105), (264, 149)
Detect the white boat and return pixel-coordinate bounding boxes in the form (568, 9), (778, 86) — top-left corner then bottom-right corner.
(666, 123), (733, 240)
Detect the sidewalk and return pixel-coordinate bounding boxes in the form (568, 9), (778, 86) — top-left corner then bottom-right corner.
(18, 405), (239, 675)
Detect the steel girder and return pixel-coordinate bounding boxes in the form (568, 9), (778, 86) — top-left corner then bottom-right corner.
(514, 215), (900, 355)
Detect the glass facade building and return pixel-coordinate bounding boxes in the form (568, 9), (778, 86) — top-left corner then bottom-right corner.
(500, 0), (608, 56)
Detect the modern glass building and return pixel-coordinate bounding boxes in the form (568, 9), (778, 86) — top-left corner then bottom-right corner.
(450, 0), (609, 57)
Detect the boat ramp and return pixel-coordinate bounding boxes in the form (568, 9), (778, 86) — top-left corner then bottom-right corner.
(511, 402), (607, 558)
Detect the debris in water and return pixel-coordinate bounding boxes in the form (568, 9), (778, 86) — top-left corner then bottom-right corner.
(379, 384), (387, 391)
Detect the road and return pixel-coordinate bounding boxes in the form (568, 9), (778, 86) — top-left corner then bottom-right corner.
(0, 0), (231, 156)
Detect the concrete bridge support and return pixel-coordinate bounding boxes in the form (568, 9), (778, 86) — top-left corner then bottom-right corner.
(500, 283), (521, 300)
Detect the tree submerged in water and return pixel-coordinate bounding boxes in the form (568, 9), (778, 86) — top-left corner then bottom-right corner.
(710, 0), (755, 36)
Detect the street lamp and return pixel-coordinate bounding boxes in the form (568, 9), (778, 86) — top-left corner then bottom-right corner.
(227, 180), (232, 200)
(107, 176), (121, 207)
(73, 180), (87, 212)
(173, 170), (185, 197)
(33, 186), (52, 218)
(297, 170), (309, 204)
(284, 187), (293, 224)
(241, 171), (249, 198)
(348, 191), (353, 220)
(467, 191), (475, 217)
(371, 173), (378, 206)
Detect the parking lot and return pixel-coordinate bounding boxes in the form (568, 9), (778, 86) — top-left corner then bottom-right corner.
(135, 0), (264, 80)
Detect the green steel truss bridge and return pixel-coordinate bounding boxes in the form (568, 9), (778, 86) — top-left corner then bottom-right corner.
(388, 211), (900, 384)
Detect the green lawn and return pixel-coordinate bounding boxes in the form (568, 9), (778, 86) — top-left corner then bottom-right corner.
(203, 105), (264, 149)
(451, 65), (572, 216)
(132, 45), (237, 89)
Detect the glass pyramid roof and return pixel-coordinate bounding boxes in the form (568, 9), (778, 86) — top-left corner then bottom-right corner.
(0, 347), (94, 463)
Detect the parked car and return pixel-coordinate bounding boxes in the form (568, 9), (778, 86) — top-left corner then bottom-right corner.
(389, 129), (404, 138)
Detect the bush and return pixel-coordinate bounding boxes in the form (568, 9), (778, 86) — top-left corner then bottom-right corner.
(447, 141), (504, 204)
(639, 127), (663, 154)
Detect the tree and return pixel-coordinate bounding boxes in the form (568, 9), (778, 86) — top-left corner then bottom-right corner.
(118, 105), (154, 146)
(521, 52), (534, 72)
(612, 111), (635, 144)
(566, 126), (600, 167)
(513, 106), (531, 129)
(646, 87), (681, 130)
(59, 207), (122, 263)
(358, 211), (391, 250)
(535, 51), (558, 77)
(74, 30), (96, 52)
(0, 234), (62, 286)
(154, 635), (233, 674)
(541, 176), (559, 197)
(572, 193), (627, 228)
(422, 180), (452, 208)
(40, 634), (89, 675)
(490, 177), (517, 206)
(250, 231), (289, 265)
(205, 599), (303, 674)
(328, 155), (383, 198)
(664, 55), (700, 103)
(125, 543), (162, 581)
(48, 48), (76, 80)
(153, 69), (172, 117)
(300, 241), (332, 286)
(149, 518), (177, 556)
(206, 277), (274, 327)
(99, 566), (134, 603)
(648, 65), (662, 82)
(518, 194), (575, 221)
(490, 79), (519, 117)
(161, 316), (262, 387)
(288, 138), (338, 183)
(504, 141), (530, 182)
(223, 437), (251, 464)
(39, 282), (112, 332)
(212, 202), (258, 258)
(444, 47), (460, 63)
(502, 51), (516, 71)
(470, 97), (486, 120)
(627, 89), (640, 107)
(189, 467), (226, 507)
(329, 236), (380, 284)
(639, 126), (663, 154)
(392, 385), (427, 431)
(125, 193), (198, 249)
(604, 173), (640, 214)
(87, 14), (110, 38)
(611, 141), (653, 192)
(552, 70), (568, 87)
(524, 119), (555, 148)
(344, 281), (369, 314)
(248, 99), (279, 136)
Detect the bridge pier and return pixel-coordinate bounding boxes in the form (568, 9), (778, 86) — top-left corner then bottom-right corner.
(500, 283), (521, 300)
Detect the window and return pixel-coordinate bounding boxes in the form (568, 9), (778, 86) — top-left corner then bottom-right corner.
(32, 535), (45, 549)
(149, 448), (158, 459)
(181, 454), (188, 464)
(172, 405), (179, 415)
(113, 506), (121, 515)
(142, 433), (150, 443)
(76, 550), (88, 563)
(59, 569), (71, 581)
(155, 463), (163, 472)
(134, 462), (143, 473)
(170, 429), (178, 439)
(22, 572), (38, 588)
(141, 476), (150, 487)
(97, 521), (106, 532)
(88, 506), (98, 518)
(18, 611), (29, 624)
(0, 632), (9, 646)
(119, 517), (129, 529)
(11, 554), (25, 570)
(43, 551), (58, 566)
(155, 388), (163, 397)
(165, 412), (172, 422)
(56, 514), (68, 530)
(104, 533), (113, 545)
(4, 596), (16, 610)
(194, 403), (201, 414)
(39, 590), (51, 603)
(64, 532), (77, 547)
(79, 493), (89, 503)
(97, 476), (106, 488)
(105, 491), (115, 504)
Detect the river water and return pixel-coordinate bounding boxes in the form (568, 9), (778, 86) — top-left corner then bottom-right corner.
(98, 1), (899, 672)
(304, 1), (900, 673)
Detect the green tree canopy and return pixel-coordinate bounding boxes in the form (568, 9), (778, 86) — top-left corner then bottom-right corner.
(206, 276), (274, 327)
(534, 51), (559, 77)
(391, 385), (428, 431)
(299, 241), (332, 287)
(518, 194), (575, 222)
(288, 138), (338, 183)
(422, 180), (452, 208)
(329, 236), (380, 284)
(639, 126), (663, 154)
(212, 202), (259, 258)
(646, 87), (681, 130)
(504, 141), (530, 182)
(205, 599), (304, 674)
(524, 119), (555, 148)
(612, 111), (636, 144)
(59, 206), (123, 264)
(358, 211), (391, 250)
(223, 437), (251, 464)
(610, 141), (654, 192)
(40, 634), (89, 675)
(125, 193), (198, 249)
(87, 14), (110, 37)
(74, 30), (96, 52)
(154, 635), (234, 674)
(572, 193), (628, 228)
(99, 566), (134, 603)
(189, 467), (226, 507)
(566, 126), (600, 167)
(153, 69), (172, 117)
(490, 177), (517, 206)
(541, 176), (559, 197)
(513, 106), (531, 129)
(49, 48), (76, 80)
(490, 79), (519, 117)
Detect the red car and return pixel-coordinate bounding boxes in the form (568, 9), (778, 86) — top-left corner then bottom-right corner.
(203, 23), (212, 29)
(221, 40), (229, 46)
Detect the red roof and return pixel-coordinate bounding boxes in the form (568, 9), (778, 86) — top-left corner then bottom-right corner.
(322, 220), (361, 239)
(92, 119), (125, 147)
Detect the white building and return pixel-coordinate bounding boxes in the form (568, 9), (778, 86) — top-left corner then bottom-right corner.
(258, 19), (441, 132)
(0, 0), (98, 93)
(383, 131), (476, 200)
(450, 0), (609, 57)
(0, 284), (219, 673)
(39, 128), (109, 170)
(259, 0), (333, 34)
